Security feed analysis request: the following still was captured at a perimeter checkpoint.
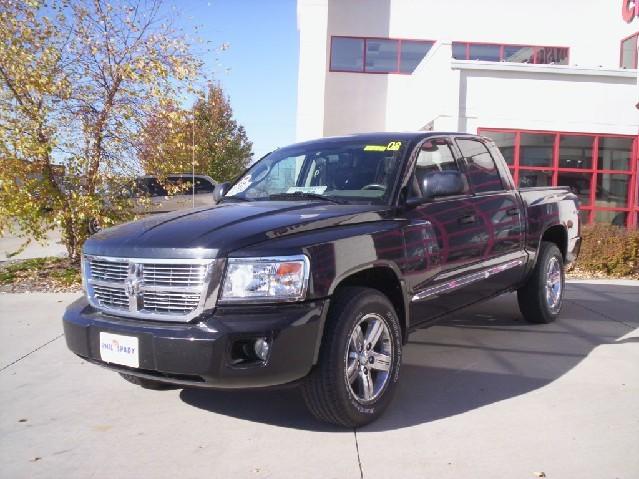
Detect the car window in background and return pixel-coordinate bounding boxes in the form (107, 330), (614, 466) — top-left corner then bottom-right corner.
(193, 177), (215, 194)
(136, 178), (168, 197)
(456, 138), (504, 193)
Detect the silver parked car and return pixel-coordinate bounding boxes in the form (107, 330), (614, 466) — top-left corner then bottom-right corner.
(132, 174), (217, 215)
(88, 174), (217, 234)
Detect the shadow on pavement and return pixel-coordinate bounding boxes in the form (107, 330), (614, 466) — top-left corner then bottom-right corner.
(180, 283), (638, 431)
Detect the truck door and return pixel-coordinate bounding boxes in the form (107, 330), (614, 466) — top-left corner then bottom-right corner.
(453, 137), (526, 298)
(403, 137), (485, 324)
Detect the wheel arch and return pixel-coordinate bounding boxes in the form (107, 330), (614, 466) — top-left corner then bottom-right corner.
(324, 264), (409, 347)
(539, 224), (568, 262)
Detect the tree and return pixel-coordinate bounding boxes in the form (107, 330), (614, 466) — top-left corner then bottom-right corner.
(0, 0), (204, 261)
(139, 83), (253, 182)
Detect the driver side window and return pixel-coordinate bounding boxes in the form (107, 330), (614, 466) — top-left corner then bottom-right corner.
(409, 140), (468, 199)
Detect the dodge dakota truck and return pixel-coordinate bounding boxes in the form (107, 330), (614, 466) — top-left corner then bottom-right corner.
(63, 132), (581, 427)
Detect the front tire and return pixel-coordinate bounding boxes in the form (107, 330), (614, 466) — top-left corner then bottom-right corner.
(301, 287), (402, 427)
(517, 241), (565, 324)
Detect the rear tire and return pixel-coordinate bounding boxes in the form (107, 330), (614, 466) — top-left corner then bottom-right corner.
(301, 287), (402, 427)
(517, 241), (565, 324)
(119, 373), (175, 390)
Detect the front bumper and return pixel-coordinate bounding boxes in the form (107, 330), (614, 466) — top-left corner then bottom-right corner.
(63, 297), (329, 389)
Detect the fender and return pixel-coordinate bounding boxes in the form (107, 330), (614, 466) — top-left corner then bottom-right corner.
(311, 260), (410, 363)
(523, 223), (567, 282)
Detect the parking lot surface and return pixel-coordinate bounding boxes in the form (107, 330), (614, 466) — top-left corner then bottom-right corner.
(0, 229), (65, 261)
(1, 281), (638, 478)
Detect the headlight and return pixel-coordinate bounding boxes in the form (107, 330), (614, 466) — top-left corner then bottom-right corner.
(220, 256), (310, 302)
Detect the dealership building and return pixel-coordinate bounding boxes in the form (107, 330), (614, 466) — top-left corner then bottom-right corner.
(296, 0), (639, 227)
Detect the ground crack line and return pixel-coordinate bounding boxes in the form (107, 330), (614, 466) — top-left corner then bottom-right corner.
(566, 300), (636, 329)
(353, 428), (364, 479)
(0, 334), (64, 373)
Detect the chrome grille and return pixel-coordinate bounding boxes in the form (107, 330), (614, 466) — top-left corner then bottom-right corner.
(142, 291), (201, 313)
(88, 258), (128, 283)
(93, 284), (129, 310)
(142, 263), (206, 287)
(83, 255), (216, 322)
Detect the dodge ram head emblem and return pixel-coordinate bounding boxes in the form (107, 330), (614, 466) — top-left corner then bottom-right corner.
(125, 263), (144, 310)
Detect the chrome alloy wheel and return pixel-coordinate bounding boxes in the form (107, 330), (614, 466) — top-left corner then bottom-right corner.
(545, 256), (563, 313)
(344, 313), (393, 404)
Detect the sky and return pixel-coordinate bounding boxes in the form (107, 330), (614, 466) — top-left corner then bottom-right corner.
(174, 0), (299, 160)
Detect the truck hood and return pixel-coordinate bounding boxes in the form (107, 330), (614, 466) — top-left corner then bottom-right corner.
(84, 201), (388, 259)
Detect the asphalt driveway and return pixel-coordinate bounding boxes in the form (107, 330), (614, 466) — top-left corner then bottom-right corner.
(1, 281), (637, 478)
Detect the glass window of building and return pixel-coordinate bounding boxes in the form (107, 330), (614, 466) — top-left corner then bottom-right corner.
(452, 42), (467, 60)
(620, 33), (638, 69)
(535, 47), (569, 65)
(596, 210), (628, 226)
(596, 174), (629, 209)
(452, 42), (569, 64)
(365, 39), (399, 73)
(520, 133), (554, 167)
(559, 135), (593, 169)
(557, 172), (592, 206)
(479, 128), (638, 227)
(520, 170), (552, 188)
(598, 137), (633, 171)
(330, 37), (364, 72)
(469, 44), (500, 61)
(399, 40), (433, 73)
(330, 37), (432, 74)
(503, 45), (535, 63)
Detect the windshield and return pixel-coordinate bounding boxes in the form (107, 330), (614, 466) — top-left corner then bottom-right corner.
(224, 139), (406, 204)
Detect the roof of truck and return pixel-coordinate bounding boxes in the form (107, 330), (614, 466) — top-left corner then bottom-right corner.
(284, 131), (478, 150)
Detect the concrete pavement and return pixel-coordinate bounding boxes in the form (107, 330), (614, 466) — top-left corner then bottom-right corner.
(0, 281), (637, 478)
(0, 229), (66, 261)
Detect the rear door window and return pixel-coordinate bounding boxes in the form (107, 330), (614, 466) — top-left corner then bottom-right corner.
(455, 138), (504, 193)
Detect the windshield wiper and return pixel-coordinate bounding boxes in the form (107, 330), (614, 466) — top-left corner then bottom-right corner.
(268, 192), (345, 204)
(218, 196), (251, 203)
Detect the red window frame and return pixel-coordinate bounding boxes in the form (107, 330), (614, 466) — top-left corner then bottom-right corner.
(329, 36), (434, 75)
(619, 31), (639, 69)
(478, 128), (639, 228)
(453, 41), (570, 65)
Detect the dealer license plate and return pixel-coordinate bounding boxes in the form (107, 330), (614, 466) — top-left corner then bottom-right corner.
(99, 332), (139, 368)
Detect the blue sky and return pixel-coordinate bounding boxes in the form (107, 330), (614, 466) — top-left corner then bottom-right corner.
(175, 0), (299, 160)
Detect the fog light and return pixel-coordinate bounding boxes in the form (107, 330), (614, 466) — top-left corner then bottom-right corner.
(254, 338), (270, 361)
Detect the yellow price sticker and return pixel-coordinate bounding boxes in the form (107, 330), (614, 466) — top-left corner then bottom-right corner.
(363, 145), (387, 152)
(363, 141), (402, 152)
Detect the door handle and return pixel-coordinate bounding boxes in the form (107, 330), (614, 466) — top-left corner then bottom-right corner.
(458, 214), (476, 225)
(506, 207), (520, 216)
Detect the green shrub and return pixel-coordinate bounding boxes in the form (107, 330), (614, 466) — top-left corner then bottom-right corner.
(573, 224), (639, 278)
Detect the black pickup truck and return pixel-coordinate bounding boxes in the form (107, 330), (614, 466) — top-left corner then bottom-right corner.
(63, 132), (581, 427)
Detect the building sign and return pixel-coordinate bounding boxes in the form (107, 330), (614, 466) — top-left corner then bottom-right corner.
(622, 0), (639, 23)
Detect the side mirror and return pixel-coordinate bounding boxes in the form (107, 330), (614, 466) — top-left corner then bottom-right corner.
(213, 182), (230, 202)
(421, 170), (466, 199)
(405, 170), (466, 208)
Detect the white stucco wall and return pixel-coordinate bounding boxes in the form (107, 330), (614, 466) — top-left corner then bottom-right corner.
(296, 0), (329, 142)
(296, 0), (639, 140)
(459, 65), (638, 135)
(388, 0), (638, 68)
